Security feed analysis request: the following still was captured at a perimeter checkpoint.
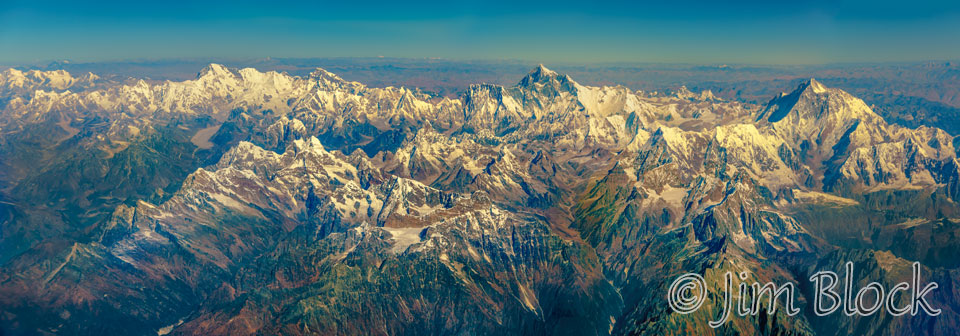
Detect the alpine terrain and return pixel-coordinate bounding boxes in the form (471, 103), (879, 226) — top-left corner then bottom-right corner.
(0, 64), (957, 335)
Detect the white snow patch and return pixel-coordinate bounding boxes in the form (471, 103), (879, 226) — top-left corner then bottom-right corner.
(793, 190), (859, 206)
(157, 319), (184, 335)
(382, 226), (425, 254)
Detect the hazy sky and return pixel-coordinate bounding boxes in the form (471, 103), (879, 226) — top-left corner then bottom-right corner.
(2, 0), (959, 65)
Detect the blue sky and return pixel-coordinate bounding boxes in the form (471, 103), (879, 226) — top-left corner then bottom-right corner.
(2, 0), (959, 64)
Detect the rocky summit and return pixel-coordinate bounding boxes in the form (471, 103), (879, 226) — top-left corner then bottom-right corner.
(0, 64), (958, 335)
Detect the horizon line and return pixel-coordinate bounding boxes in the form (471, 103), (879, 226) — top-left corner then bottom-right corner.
(3, 56), (960, 70)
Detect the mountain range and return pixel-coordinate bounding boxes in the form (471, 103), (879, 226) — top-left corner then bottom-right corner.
(0, 64), (957, 335)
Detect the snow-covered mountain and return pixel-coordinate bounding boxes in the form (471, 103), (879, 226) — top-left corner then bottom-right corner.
(0, 64), (957, 335)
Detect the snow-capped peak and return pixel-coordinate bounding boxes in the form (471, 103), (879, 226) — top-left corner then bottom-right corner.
(804, 78), (827, 93)
(309, 68), (342, 81)
(753, 76), (894, 171)
(1, 68), (24, 79)
(518, 64), (564, 87)
(533, 64), (556, 76)
(289, 136), (326, 153)
(757, 78), (876, 124)
(308, 67), (349, 88)
(197, 63), (235, 79)
(0, 68), (88, 91)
